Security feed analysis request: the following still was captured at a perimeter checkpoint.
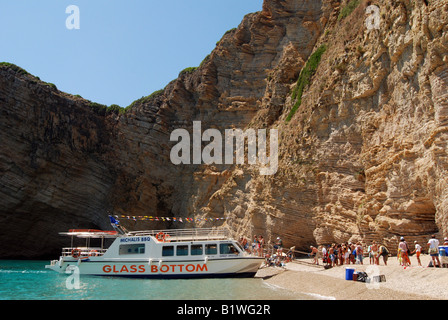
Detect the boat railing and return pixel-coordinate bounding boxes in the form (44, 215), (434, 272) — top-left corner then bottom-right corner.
(61, 247), (107, 257)
(127, 228), (230, 242)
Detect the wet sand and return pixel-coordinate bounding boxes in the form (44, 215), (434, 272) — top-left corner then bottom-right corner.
(256, 254), (448, 300)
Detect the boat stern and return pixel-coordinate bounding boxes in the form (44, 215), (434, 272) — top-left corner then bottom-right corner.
(45, 258), (64, 273)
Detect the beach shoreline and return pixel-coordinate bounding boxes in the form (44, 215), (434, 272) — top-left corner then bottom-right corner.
(256, 254), (448, 300)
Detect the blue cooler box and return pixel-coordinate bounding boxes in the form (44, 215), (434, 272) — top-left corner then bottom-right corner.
(439, 246), (447, 256)
(345, 268), (355, 280)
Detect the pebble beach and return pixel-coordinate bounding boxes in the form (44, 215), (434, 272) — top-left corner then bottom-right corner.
(256, 254), (448, 300)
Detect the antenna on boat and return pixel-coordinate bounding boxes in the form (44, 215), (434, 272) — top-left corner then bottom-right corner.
(109, 215), (127, 235)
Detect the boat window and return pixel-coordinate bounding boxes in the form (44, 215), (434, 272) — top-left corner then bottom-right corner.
(176, 245), (189, 256)
(191, 244), (203, 255)
(205, 244), (217, 255)
(119, 244), (145, 255)
(220, 243), (239, 255)
(162, 245), (174, 257)
(234, 242), (245, 252)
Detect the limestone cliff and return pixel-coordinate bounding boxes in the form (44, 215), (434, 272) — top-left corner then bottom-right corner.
(1, 0), (447, 258)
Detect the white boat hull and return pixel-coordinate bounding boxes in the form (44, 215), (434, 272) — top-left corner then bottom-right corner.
(46, 227), (265, 279)
(46, 256), (264, 279)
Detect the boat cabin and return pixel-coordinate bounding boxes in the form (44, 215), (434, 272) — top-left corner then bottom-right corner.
(60, 228), (245, 260)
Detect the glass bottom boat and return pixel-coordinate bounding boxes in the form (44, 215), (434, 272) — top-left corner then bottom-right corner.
(45, 227), (264, 279)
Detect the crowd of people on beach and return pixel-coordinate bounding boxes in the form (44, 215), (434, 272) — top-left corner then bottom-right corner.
(239, 235), (288, 267)
(239, 234), (448, 269)
(308, 241), (382, 267)
(309, 235), (448, 268)
(399, 235), (448, 268)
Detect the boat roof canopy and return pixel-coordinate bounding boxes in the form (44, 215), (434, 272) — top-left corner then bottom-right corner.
(59, 227), (230, 241)
(128, 228), (230, 242)
(59, 229), (119, 238)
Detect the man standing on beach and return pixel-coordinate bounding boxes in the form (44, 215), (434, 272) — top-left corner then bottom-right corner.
(310, 246), (319, 265)
(275, 237), (283, 254)
(399, 237), (411, 267)
(427, 235), (440, 267)
(350, 243), (356, 264)
(321, 245), (331, 265)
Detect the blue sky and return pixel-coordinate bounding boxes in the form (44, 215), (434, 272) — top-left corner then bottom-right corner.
(0, 0), (263, 107)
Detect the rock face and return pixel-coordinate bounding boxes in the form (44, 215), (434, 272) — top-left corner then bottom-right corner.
(1, 0), (447, 258)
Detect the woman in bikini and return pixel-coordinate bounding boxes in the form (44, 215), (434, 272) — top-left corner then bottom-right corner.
(371, 240), (379, 265)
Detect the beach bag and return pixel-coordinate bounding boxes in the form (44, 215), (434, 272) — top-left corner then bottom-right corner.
(405, 242), (411, 255)
(429, 247), (438, 255)
(356, 272), (368, 282)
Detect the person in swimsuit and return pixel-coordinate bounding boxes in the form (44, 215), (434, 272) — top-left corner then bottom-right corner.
(378, 244), (389, 266)
(356, 242), (363, 264)
(398, 237), (411, 267)
(329, 245), (335, 267)
(412, 241), (422, 266)
(252, 236), (259, 256)
(310, 246), (319, 264)
(258, 235), (264, 257)
(344, 245), (350, 264)
(371, 241), (379, 265)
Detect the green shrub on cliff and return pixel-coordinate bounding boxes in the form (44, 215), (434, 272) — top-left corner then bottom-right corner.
(178, 67), (198, 77)
(216, 27), (237, 45)
(338, 0), (361, 20)
(88, 102), (128, 116)
(126, 89), (164, 110)
(286, 44), (327, 122)
(0, 62), (30, 76)
(107, 104), (124, 115)
(1, 62), (59, 91)
(89, 102), (108, 115)
(45, 82), (58, 90)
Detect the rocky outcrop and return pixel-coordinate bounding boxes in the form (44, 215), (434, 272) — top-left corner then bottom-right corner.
(0, 66), (117, 258)
(1, 0), (447, 258)
(220, 0), (448, 252)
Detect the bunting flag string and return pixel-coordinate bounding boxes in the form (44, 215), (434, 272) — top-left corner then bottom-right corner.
(112, 215), (226, 223)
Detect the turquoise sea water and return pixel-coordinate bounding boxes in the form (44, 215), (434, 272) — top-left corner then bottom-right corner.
(0, 260), (309, 300)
